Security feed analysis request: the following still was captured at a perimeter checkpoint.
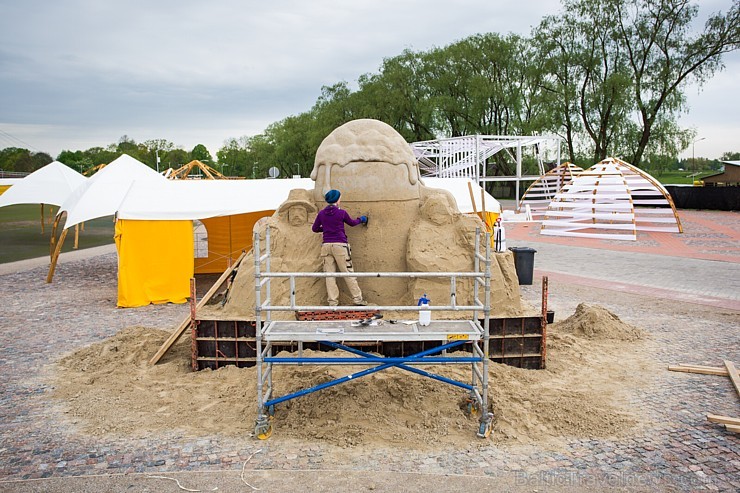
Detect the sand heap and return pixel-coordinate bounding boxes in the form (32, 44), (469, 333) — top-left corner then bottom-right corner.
(52, 304), (651, 449)
(199, 119), (524, 320)
(555, 303), (645, 342)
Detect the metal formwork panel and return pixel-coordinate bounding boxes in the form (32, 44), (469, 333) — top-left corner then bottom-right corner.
(194, 319), (257, 370)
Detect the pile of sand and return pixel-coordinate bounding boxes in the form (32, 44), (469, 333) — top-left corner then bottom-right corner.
(51, 304), (651, 449)
(553, 303), (645, 342)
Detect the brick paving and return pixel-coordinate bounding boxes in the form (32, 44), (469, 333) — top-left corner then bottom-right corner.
(1, 210), (739, 491)
(506, 209), (740, 263)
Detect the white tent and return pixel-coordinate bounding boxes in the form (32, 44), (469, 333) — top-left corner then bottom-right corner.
(117, 178), (315, 220)
(114, 176), (498, 221)
(60, 154), (165, 228)
(423, 177), (501, 214)
(0, 161), (87, 208)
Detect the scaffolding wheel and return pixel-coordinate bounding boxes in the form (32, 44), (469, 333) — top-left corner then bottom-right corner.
(476, 412), (494, 439)
(255, 415), (273, 440)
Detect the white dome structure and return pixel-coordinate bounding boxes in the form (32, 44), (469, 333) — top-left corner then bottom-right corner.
(517, 162), (584, 220)
(540, 157), (682, 241)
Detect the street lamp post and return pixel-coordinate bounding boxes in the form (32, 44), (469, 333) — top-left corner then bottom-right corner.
(252, 165), (257, 179)
(295, 163), (300, 177)
(692, 137), (706, 173)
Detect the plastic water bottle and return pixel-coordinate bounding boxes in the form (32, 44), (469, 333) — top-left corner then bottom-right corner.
(418, 294), (431, 326)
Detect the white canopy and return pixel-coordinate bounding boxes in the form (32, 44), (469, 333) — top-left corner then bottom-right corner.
(117, 178), (315, 220)
(424, 177), (501, 214)
(0, 161), (87, 208)
(115, 177), (499, 221)
(60, 154), (165, 228)
(50, 164), (498, 225)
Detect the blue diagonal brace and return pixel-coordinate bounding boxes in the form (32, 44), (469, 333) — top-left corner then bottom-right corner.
(264, 339), (472, 408)
(320, 340), (478, 392)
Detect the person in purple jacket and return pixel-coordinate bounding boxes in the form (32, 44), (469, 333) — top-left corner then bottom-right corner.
(311, 189), (368, 306)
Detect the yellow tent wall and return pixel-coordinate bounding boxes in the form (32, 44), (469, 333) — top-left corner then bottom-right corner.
(195, 211), (274, 274)
(115, 219), (194, 308)
(114, 211), (274, 307)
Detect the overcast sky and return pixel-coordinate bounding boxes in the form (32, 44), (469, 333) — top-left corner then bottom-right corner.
(0, 0), (737, 162)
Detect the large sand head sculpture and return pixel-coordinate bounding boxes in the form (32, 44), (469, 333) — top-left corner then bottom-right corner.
(202, 118), (525, 319)
(310, 119), (421, 203)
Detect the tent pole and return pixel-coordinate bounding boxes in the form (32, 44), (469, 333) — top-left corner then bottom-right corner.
(74, 224), (79, 249)
(47, 228), (68, 283)
(49, 213), (63, 259)
(40, 204), (45, 234)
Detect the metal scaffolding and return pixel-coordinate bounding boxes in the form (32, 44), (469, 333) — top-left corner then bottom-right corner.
(411, 135), (562, 200)
(253, 228), (494, 440)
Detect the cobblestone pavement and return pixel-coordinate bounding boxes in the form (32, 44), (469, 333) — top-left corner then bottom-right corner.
(1, 211), (739, 492)
(506, 209), (740, 263)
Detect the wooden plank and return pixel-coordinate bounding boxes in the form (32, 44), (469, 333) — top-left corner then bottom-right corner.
(679, 363), (727, 370)
(726, 424), (740, 433)
(706, 414), (740, 426)
(149, 251), (247, 366)
(723, 360), (740, 399)
(467, 182), (479, 216)
(668, 365), (728, 376)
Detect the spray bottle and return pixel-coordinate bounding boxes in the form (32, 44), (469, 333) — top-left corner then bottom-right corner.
(494, 217), (506, 252)
(417, 293), (431, 326)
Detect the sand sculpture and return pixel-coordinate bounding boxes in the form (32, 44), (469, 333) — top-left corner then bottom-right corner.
(202, 118), (525, 320)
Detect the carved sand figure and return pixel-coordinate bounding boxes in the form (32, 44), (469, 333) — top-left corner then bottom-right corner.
(406, 192), (523, 317)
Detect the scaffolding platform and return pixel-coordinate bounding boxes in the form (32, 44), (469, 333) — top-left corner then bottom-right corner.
(263, 319), (481, 343)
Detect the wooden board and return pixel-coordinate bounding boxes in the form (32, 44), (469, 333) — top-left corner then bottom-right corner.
(726, 424), (740, 433)
(679, 363), (727, 370)
(149, 251), (247, 366)
(723, 360), (740, 399)
(668, 365), (728, 376)
(706, 414), (740, 426)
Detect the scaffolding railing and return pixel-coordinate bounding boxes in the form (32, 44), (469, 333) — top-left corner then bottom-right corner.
(252, 227), (493, 440)
(411, 134), (562, 199)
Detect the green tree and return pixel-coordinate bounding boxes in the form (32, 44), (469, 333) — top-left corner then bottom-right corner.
(617, 0), (738, 165)
(216, 137), (250, 177)
(720, 151), (740, 161)
(57, 150), (94, 173)
(539, 0), (739, 166)
(0, 148), (52, 172)
(191, 144), (213, 165)
(142, 139), (176, 171)
(359, 50), (436, 141)
(116, 135), (139, 156)
(163, 149), (190, 169)
(534, 15), (585, 162)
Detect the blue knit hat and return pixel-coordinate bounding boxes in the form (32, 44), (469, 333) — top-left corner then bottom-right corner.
(324, 189), (341, 204)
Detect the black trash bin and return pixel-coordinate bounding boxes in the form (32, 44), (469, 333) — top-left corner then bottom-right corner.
(508, 246), (537, 285)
